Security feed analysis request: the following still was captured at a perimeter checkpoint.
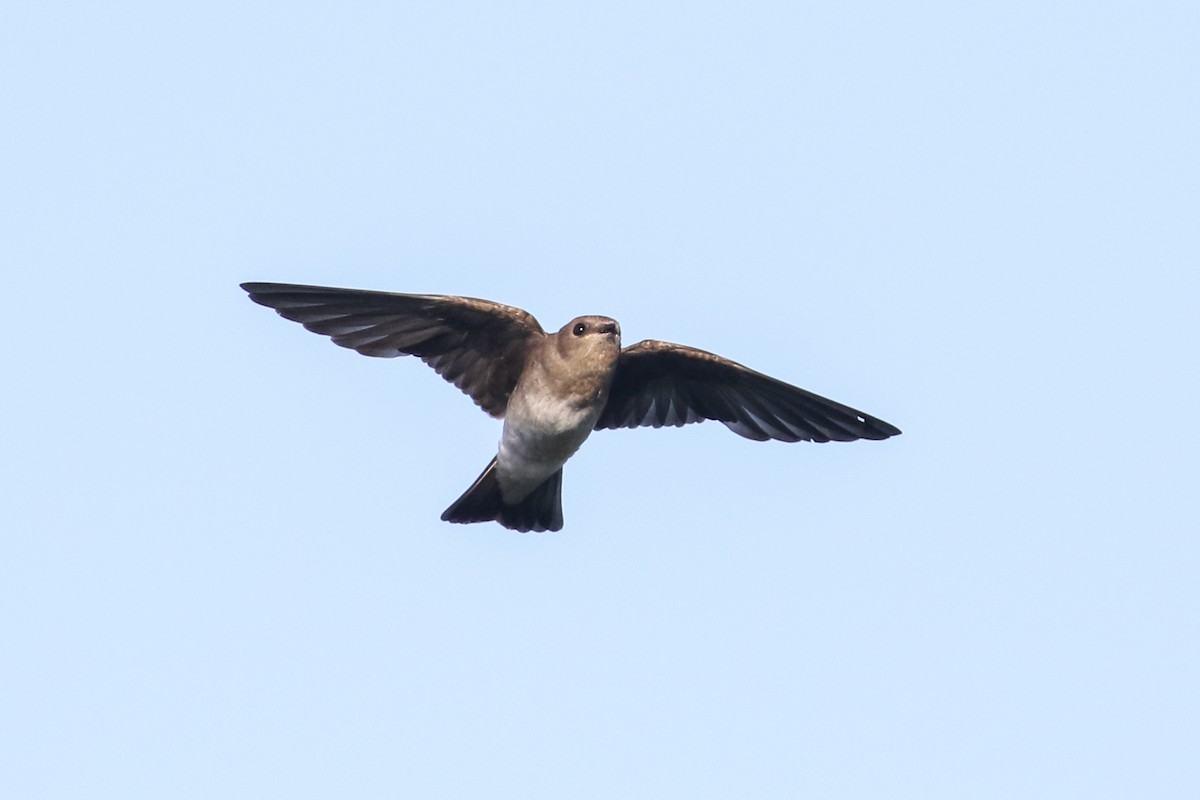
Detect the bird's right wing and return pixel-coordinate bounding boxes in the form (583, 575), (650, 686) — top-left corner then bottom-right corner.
(595, 340), (901, 442)
(241, 282), (545, 417)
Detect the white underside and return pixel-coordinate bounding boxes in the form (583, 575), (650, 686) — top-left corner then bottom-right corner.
(495, 391), (599, 503)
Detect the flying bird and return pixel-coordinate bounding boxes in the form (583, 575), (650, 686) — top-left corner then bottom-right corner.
(241, 282), (900, 532)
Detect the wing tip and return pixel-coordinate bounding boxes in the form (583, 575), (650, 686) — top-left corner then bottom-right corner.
(240, 281), (289, 305)
(862, 417), (902, 440)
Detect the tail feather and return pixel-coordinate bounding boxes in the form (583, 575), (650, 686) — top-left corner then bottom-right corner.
(441, 458), (564, 533)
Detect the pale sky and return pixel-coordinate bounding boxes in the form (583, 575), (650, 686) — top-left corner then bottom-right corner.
(2, 2), (1197, 797)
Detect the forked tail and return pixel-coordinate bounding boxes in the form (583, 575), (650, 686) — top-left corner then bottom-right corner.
(441, 458), (565, 533)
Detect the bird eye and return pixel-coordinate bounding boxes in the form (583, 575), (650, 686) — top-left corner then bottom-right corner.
(573, 323), (587, 336)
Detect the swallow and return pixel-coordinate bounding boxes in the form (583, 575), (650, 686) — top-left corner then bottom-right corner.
(241, 282), (900, 532)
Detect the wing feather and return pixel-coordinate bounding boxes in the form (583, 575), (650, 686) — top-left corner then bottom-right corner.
(241, 282), (544, 417)
(596, 340), (901, 443)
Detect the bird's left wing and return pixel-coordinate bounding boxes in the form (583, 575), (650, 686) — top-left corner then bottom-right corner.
(241, 282), (544, 417)
(595, 340), (901, 442)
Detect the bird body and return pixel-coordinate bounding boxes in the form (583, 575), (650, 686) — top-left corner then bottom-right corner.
(241, 282), (900, 532)
(494, 316), (620, 505)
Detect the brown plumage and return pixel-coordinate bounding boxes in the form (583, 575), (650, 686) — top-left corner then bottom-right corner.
(242, 282), (901, 531)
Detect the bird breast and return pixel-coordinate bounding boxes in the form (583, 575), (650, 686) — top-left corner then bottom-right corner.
(502, 385), (599, 462)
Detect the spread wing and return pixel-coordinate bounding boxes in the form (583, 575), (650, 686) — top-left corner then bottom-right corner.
(241, 282), (544, 417)
(595, 340), (901, 442)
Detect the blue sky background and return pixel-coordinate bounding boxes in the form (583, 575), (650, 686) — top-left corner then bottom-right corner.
(3, 2), (1197, 797)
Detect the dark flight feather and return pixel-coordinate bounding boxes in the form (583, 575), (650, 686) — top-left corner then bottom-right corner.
(596, 340), (901, 443)
(241, 282), (544, 417)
